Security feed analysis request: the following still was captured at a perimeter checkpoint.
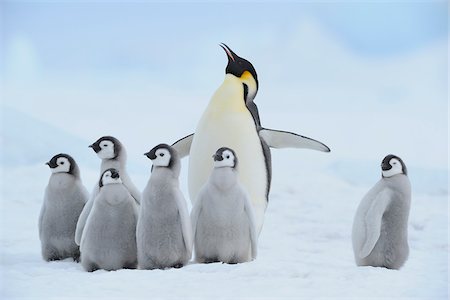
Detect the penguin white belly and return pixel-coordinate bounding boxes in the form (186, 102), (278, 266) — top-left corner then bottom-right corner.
(189, 104), (268, 234)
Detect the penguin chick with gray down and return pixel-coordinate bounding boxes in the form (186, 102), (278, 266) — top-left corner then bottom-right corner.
(39, 154), (88, 262)
(137, 144), (193, 269)
(75, 136), (140, 246)
(191, 147), (257, 264)
(80, 168), (138, 272)
(352, 154), (411, 270)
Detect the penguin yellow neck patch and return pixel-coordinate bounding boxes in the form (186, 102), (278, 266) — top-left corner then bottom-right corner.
(240, 71), (253, 81)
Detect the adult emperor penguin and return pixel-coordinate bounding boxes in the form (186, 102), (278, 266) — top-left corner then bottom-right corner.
(191, 147), (257, 264)
(352, 154), (411, 270)
(39, 154), (88, 261)
(173, 44), (330, 235)
(80, 168), (138, 272)
(137, 144), (192, 269)
(75, 136), (140, 245)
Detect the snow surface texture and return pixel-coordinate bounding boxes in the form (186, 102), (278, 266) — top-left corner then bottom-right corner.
(1, 155), (448, 299)
(1, 17), (448, 300)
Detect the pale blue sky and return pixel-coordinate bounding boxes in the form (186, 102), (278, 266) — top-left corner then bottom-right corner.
(1, 1), (447, 75)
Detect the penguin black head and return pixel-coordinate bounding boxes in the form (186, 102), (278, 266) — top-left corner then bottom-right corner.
(144, 143), (176, 169)
(46, 153), (77, 175)
(220, 43), (259, 103)
(99, 168), (121, 188)
(89, 136), (122, 160)
(213, 147), (238, 169)
(381, 154), (407, 178)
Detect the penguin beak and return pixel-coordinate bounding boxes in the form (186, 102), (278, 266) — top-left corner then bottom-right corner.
(144, 151), (157, 160)
(110, 170), (119, 179)
(89, 143), (101, 153)
(213, 153), (223, 161)
(381, 161), (392, 171)
(220, 43), (235, 62)
(46, 161), (57, 168)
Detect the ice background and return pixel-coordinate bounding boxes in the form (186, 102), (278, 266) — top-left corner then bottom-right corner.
(0, 2), (448, 299)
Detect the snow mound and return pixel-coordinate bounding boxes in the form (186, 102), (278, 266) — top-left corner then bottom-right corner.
(0, 105), (96, 167)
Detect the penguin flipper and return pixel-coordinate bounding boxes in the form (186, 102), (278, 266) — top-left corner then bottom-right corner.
(75, 197), (95, 246)
(38, 199), (47, 240)
(243, 191), (258, 260)
(176, 191), (193, 258)
(124, 178), (141, 205)
(360, 190), (392, 259)
(190, 190), (204, 240)
(172, 134), (194, 158)
(259, 128), (330, 152)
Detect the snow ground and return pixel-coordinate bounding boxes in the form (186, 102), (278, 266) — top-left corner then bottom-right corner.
(0, 152), (448, 299)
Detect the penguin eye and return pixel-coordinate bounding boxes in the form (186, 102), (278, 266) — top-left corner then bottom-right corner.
(160, 153), (164, 157)
(226, 155), (230, 159)
(60, 161), (64, 165)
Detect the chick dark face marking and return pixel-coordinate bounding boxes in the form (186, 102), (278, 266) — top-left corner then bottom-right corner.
(213, 147), (237, 168)
(381, 154), (407, 178)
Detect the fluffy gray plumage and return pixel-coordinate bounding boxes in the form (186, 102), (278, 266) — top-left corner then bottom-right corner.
(39, 154), (88, 262)
(137, 144), (192, 269)
(80, 175), (138, 272)
(352, 156), (411, 270)
(191, 149), (257, 264)
(74, 136), (141, 246)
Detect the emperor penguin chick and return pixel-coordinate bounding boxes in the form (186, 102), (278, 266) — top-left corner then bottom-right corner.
(352, 154), (411, 270)
(136, 144), (192, 269)
(75, 136), (140, 246)
(191, 147), (257, 264)
(80, 168), (138, 272)
(39, 154), (88, 262)
(137, 144), (192, 269)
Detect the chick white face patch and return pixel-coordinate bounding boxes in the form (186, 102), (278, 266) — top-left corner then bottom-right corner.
(50, 157), (71, 174)
(152, 148), (171, 167)
(97, 140), (115, 159)
(382, 158), (403, 178)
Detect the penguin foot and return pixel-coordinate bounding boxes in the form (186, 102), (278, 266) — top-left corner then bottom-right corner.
(72, 252), (81, 263)
(85, 263), (99, 272)
(42, 247), (61, 262)
(44, 255), (62, 262)
(123, 262), (137, 270)
(172, 263), (184, 269)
